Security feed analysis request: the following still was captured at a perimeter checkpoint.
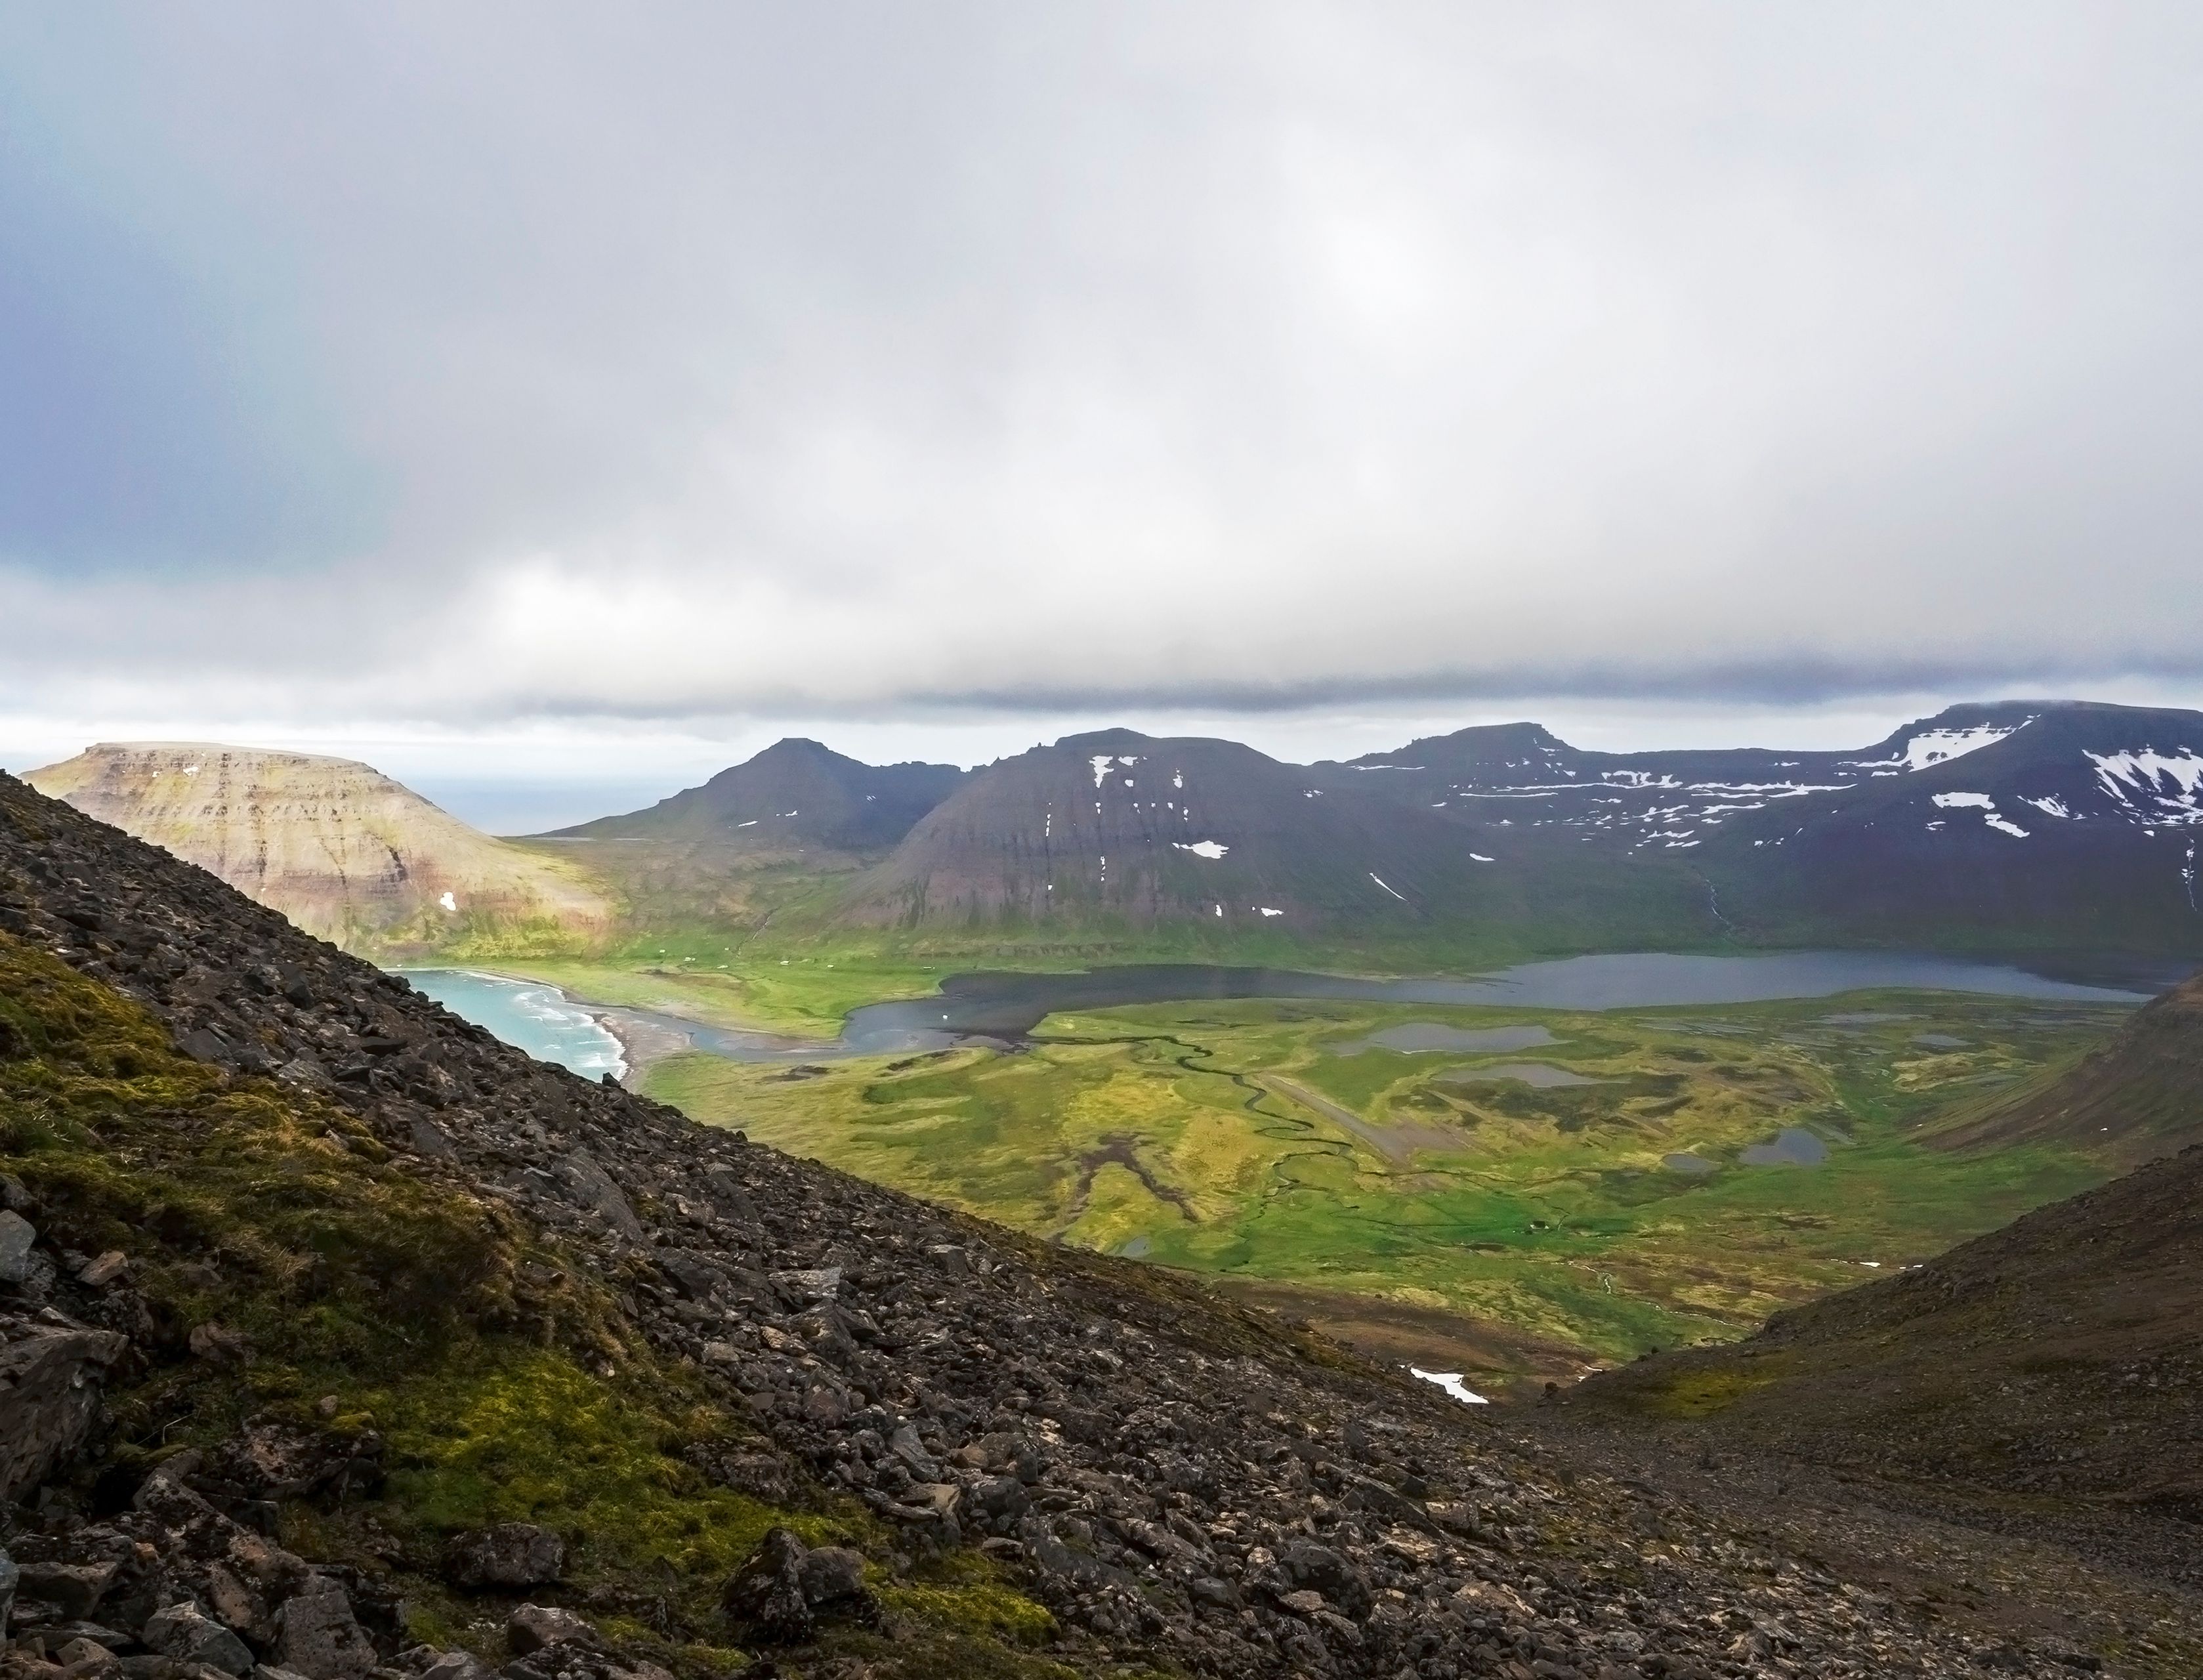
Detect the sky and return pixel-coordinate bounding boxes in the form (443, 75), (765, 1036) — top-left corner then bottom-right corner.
(5, 3), (2202, 830)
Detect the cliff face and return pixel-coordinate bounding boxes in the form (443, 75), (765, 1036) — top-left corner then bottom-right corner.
(24, 743), (612, 954)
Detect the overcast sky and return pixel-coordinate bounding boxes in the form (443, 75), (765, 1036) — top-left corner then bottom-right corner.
(5, 3), (2201, 826)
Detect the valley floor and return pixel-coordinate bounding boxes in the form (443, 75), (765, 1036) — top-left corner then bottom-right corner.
(626, 985), (2126, 1383)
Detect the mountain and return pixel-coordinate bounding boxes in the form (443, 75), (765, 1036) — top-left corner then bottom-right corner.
(553, 737), (965, 854)
(1336, 700), (2203, 955)
(0, 765), (2110, 1677)
(1925, 970), (2203, 1170)
(833, 727), (1679, 940)
(24, 742), (612, 954)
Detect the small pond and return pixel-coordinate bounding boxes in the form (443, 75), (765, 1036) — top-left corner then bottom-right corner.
(1739, 1127), (1832, 1167)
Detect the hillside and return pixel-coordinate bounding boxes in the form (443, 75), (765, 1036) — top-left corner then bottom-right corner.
(835, 728), (1702, 949)
(1925, 972), (2203, 1170)
(1575, 1074), (2203, 1582)
(1333, 700), (2203, 956)
(24, 743), (612, 956)
(0, 765), (2157, 1677)
(554, 737), (965, 854)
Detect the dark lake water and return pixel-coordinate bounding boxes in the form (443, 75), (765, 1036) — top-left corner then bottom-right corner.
(409, 948), (2164, 1068)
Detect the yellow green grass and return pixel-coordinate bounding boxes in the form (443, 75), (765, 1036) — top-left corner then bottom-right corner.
(646, 991), (2124, 1378)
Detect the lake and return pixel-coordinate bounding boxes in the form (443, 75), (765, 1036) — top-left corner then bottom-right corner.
(397, 970), (627, 1079)
(401, 949), (2160, 1069)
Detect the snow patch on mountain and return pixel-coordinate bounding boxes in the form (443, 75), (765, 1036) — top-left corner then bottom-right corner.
(1174, 840), (1228, 860)
(1932, 791), (2027, 838)
(2089, 749), (2203, 805)
(1855, 721), (2031, 773)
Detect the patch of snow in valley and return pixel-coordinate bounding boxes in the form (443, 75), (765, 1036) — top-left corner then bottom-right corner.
(1984, 814), (2030, 838)
(1173, 770), (1184, 789)
(736, 819), (758, 828)
(1411, 1368), (1488, 1406)
(2023, 796), (2072, 818)
(1369, 873), (1407, 902)
(438, 891), (457, 912)
(1091, 755), (1117, 788)
(1470, 853), (1494, 862)
(1258, 906), (1284, 916)
(1175, 839), (1229, 859)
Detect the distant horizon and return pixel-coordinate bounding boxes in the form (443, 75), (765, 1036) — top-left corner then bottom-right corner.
(14, 688), (2198, 836)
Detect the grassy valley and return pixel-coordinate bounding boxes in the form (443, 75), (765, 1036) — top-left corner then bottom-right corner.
(642, 989), (2129, 1389)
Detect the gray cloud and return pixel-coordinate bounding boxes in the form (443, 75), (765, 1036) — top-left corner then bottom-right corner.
(3, 1), (2201, 737)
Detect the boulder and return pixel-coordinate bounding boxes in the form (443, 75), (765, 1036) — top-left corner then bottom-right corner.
(1272, 1540), (1373, 1620)
(16, 1559), (118, 1620)
(202, 1421), (383, 1507)
(0, 1211), (35, 1284)
(551, 1153), (642, 1243)
(440, 1524), (564, 1589)
(144, 1602), (255, 1676)
(413, 1653), (494, 1680)
(721, 1528), (875, 1645)
(0, 1313), (129, 1501)
(505, 1605), (594, 1656)
(272, 1576), (377, 1680)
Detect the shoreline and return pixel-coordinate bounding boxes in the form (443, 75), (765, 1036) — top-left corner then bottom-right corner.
(582, 1004), (695, 1089)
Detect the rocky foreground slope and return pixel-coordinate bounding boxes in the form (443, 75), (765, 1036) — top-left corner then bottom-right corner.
(24, 746), (611, 956)
(0, 769), (2172, 1679)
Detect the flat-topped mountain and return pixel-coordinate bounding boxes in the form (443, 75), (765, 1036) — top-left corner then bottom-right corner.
(24, 742), (611, 954)
(553, 737), (965, 854)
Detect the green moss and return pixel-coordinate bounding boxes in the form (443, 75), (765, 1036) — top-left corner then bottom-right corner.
(1636, 1358), (1792, 1418)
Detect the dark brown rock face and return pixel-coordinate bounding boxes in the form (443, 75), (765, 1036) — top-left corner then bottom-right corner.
(0, 1311), (128, 1501)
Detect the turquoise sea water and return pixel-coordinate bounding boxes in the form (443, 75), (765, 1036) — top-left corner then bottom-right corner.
(397, 969), (625, 1079)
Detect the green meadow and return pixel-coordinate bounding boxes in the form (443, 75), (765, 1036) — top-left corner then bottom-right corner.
(643, 990), (2124, 1385)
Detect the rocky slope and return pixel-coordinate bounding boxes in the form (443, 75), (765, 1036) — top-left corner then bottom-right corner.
(1925, 971), (2203, 1169)
(24, 746), (612, 956)
(1573, 1106), (2203, 1587)
(0, 766), (2135, 1678)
